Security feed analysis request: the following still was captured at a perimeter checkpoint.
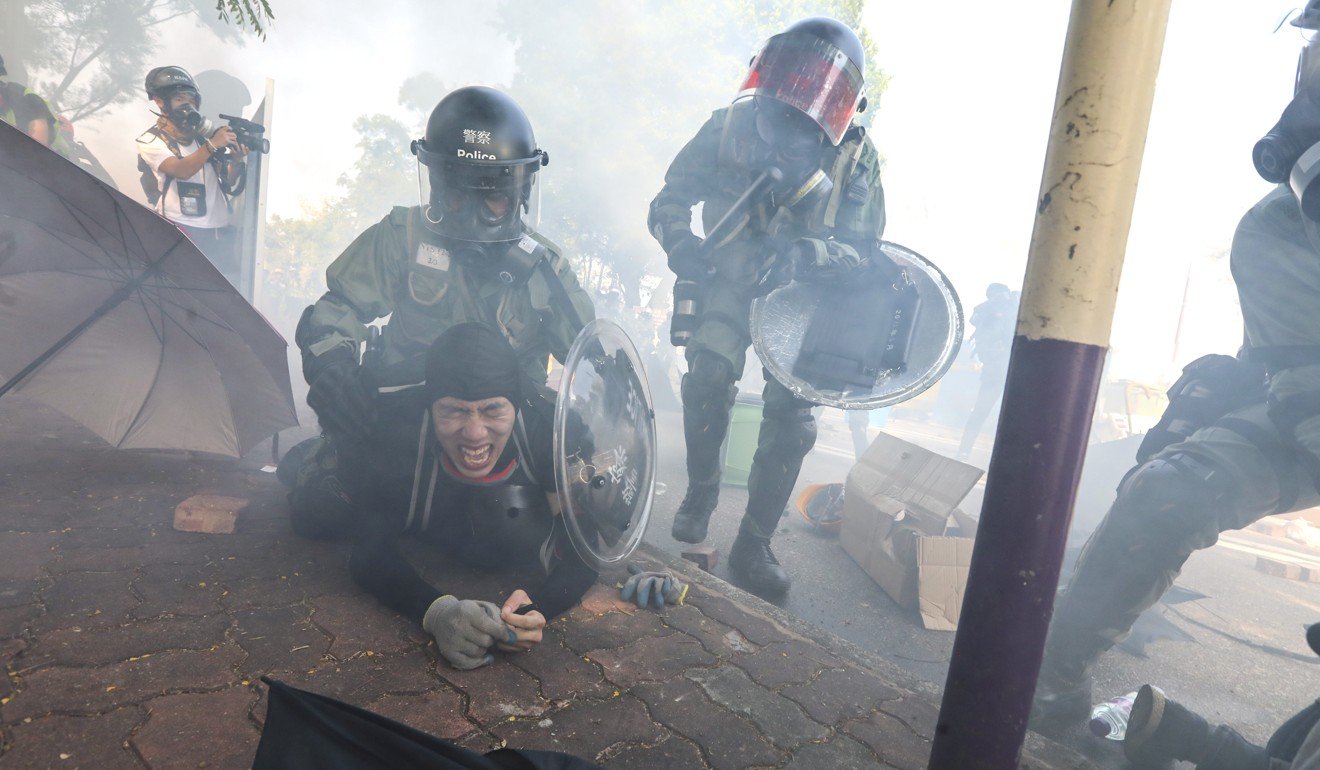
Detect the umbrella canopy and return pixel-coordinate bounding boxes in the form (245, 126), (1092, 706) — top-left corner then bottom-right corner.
(0, 122), (296, 457)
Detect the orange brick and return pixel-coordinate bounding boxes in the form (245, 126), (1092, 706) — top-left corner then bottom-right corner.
(172, 495), (248, 535)
(1256, 556), (1303, 580)
(681, 546), (720, 572)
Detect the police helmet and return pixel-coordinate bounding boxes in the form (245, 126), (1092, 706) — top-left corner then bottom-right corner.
(411, 86), (548, 243)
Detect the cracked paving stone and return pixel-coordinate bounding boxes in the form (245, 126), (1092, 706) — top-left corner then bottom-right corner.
(633, 677), (784, 770)
(779, 666), (903, 726)
(0, 603), (40, 639)
(22, 613), (232, 668)
(3, 643), (244, 720)
(0, 579), (39, 609)
(491, 694), (663, 760)
(686, 665), (827, 749)
(877, 694), (941, 741)
(439, 659), (549, 726)
(508, 628), (611, 701)
(845, 708), (933, 768)
(33, 570), (141, 631)
(221, 568), (360, 611)
(607, 734), (710, 770)
(284, 646), (440, 705)
(733, 642), (844, 690)
(0, 533), (57, 580)
(660, 604), (757, 659)
(573, 583), (639, 616)
(368, 689), (474, 739)
(59, 526), (154, 550)
(0, 705), (144, 769)
(1, 637), (25, 700)
(311, 594), (426, 659)
(234, 605), (331, 677)
(131, 562), (226, 620)
(681, 586), (790, 647)
(780, 733), (883, 770)
(131, 687), (261, 770)
(584, 635), (714, 689)
(559, 606), (674, 654)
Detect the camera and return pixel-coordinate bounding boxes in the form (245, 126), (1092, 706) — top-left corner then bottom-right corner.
(218, 114), (270, 155)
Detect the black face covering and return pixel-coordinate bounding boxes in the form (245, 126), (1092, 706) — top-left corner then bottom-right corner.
(423, 322), (522, 407)
(752, 98), (825, 179)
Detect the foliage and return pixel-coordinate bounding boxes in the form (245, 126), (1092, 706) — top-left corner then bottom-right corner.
(0, 0), (265, 123)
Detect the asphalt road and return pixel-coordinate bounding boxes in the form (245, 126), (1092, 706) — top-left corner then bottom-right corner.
(642, 399), (1320, 764)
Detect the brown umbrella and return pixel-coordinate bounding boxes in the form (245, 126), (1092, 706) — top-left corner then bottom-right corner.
(0, 122), (296, 457)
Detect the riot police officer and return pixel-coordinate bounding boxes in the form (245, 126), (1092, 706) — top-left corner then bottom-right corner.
(648, 17), (886, 593)
(1033, 9), (1320, 729)
(285, 86), (594, 535)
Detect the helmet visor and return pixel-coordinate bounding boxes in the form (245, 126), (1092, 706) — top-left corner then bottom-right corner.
(735, 33), (863, 146)
(414, 148), (543, 242)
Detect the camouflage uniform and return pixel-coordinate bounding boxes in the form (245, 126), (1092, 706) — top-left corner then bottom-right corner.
(288, 205), (593, 534)
(648, 106), (885, 557)
(1039, 184), (1320, 716)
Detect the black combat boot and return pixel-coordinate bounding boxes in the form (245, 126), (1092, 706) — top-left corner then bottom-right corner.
(728, 517), (791, 594)
(1124, 685), (1214, 769)
(670, 364), (735, 544)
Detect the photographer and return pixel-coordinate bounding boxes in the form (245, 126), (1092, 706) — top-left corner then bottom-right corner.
(136, 65), (248, 286)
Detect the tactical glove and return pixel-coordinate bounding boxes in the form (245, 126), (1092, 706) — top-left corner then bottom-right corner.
(306, 353), (376, 440)
(666, 233), (710, 280)
(751, 237), (799, 297)
(423, 595), (517, 670)
(796, 240), (865, 284)
(620, 564), (688, 609)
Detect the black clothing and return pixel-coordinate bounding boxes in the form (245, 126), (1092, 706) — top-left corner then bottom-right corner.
(347, 389), (596, 622)
(253, 677), (604, 770)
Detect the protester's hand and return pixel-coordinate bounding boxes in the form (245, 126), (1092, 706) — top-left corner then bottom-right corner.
(423, 595), (513, 670)
(666, 233), (709, 280)
(306, 354), (376, 440)
(498, 589), (546, 652)
(209, 125), (239, 149)
(621, 564), (688, 609)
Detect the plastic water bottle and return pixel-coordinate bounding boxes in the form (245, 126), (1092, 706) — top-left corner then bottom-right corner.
(1089, 692), (1138, 740)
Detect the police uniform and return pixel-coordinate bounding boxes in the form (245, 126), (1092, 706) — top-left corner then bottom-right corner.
(1038, 184), (1320, 719)
(287, 206), (593, 532)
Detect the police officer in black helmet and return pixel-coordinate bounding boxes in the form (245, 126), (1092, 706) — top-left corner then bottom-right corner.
(284, 87), (593, 540)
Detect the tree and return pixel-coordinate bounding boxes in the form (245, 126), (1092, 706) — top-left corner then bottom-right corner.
(496, 0), (885, 305)
(0, 0), (271, 123)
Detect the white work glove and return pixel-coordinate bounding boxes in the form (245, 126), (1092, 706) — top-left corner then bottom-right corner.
(422, 595), (515, 670)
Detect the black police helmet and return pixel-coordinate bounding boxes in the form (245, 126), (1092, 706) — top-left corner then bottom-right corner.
(784, 17), (866, 75)
(411, 86), (548, 242)
(145, 66), (200, 104)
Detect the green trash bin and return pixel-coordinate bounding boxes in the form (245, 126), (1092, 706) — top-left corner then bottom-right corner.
(720, 393), (764, 487)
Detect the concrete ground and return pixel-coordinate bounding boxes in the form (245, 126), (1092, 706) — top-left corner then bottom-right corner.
(0, 395), (1094, 769)
(642, 397), (1320, 767)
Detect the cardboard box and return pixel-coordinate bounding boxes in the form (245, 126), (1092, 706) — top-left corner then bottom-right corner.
(840, 432), (983, 630)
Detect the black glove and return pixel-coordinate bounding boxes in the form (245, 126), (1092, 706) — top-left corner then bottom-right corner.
(751, 237), (799, 297)
(306, 353), (376, 439)
(795, 241), (865, 285)
(666, 233), (709, 280)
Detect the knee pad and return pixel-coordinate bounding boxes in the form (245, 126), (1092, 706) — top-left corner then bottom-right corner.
(762, 406), (818, 459)
(682, 351), (736, 408)
(1112, 453), (1230, 551)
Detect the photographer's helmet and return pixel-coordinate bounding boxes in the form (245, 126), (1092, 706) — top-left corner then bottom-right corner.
(145, 66), (200, 106)
(735, 17), (867, 148)
(411, 87), (548, 243)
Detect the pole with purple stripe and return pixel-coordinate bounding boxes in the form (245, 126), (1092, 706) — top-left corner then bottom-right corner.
(928, 1), (1172, 767)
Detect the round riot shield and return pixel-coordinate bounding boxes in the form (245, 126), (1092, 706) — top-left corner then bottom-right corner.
(554, 319), (657, 569)
(750, 241), (963, 409)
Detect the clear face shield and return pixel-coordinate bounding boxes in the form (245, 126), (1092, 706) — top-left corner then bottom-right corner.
(413, 147), (544, 243)
(735, 33), (864, 147)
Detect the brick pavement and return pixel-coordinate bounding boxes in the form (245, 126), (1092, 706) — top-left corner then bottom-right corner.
(0, 398), (1094, 769)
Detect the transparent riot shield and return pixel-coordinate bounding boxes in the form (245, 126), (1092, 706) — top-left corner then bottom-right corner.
(554, 319), (657, 569)
(750, 241), (963, 409)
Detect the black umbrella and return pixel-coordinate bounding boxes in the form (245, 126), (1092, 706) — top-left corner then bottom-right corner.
(0, 121), (296, 457)
(253, 678), (602, 770)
